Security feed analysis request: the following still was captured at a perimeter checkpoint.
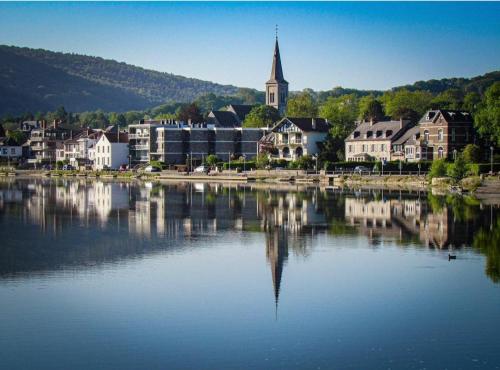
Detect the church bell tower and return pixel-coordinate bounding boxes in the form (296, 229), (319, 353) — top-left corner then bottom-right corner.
(266, 30), (288, 115)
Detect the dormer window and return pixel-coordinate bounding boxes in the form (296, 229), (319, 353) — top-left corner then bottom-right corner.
(366, 131), (373, 138)
(353, 131), (360, 138)
(376, 130), (382, 138)
(386, 130), (393, 138)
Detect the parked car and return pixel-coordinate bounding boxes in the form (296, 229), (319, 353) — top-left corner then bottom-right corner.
(193, 165), (209, 174)
(144, 165), (160, 173)
(353, 165), (370, 174)
(62, 164), (74, 171)
(119, 164), (128, 172)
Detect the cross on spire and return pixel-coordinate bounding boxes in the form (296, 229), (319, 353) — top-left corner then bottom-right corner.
(275, 24), (278, 40)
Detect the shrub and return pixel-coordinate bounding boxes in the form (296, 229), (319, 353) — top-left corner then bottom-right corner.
(428, 159), (448, 179)
(149, 160), (166, 170)
(205, 155), (218, 168)
(255, 154), (270, 169)
(467, 163), (480, 177)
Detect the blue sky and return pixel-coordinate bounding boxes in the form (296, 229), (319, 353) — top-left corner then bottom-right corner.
(1, 2), (499, 91)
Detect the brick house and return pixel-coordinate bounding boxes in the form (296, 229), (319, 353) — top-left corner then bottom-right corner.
(418, 110), (475, 160)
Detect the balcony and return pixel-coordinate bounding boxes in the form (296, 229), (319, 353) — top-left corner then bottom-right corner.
(129, 133), (150, 140)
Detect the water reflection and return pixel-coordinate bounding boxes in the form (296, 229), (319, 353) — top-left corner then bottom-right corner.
(0, 178), (499, 285)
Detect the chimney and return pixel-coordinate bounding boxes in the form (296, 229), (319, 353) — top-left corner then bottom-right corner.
(399, 117), (403, 129)
(370, 118), (374, 126)
(53, 120), (58, 129)
(41, 120), (47, 129)
(188, 118), (192, 126)
(312, 118), (316, 130)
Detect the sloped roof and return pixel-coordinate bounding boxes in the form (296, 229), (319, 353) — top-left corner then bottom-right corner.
(273, 117), (330, 133)
(0, 137), (19, 146)
(345, 120), (411, 142)
(393, 125), (420, 145)
(0, 124), (5, 137)
(420, 110), (473, 124)
(208, 111), (239, 128)
(103, 133), (128, 143)
(267, 39), (287, 84)
(228, 104), (255, 122)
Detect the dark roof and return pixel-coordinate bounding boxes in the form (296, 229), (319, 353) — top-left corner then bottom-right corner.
(346, 120), (412, 142)
(392, 125), (420, 145)
(208, 111), (239, 128)
(103, 133), (128, 143)
(228, 104), (254, 122)
(274, 117), (330, 133)
(267, 39), (288, 84)
(420, 110), (473, 124)
(0, 124), (5, 137)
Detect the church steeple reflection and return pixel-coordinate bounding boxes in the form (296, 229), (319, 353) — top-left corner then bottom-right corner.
(266, 227), (288, 319)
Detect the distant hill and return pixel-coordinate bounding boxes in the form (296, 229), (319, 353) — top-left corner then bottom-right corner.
(393, 71), (500, 95)
(0, 45), (239, 115)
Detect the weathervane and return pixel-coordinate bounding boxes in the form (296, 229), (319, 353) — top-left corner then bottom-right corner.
(275, 24), (278, 40)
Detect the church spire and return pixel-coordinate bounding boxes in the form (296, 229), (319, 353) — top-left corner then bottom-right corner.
(269, 37), (286, 83)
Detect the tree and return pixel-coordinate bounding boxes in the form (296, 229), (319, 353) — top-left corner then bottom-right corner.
(474, 82), (500, 146)
(286, 92), (318, 117)
(255, 153), (270, 169)
(463, 92), (481, 113)
(176, 103), (203, 123)
(243, 105), (281, 128)
(358, 95), (384, 121)
(462, 144), (481, 164)
(382, 89), (433, 121)
(205, 154), (218, 168)
(447, 154), (467, 182)
(430, 89), (463, 110)
(109, 113), (126, 127)
(318, 94), (359, 162)
(428, 159), (448, 179)
(6, 130), (26, 145)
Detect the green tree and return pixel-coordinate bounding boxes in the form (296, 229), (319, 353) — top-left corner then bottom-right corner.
(243, 105), (281, 128)
(462, 144), (481, 164)
(447, 155), (467, 182)
(109, 112), (126, 127)
(428, 159), (448, 179)
(358, 95), (384, 121)
(382, 89), (433, 121)
(474, 82), (500, 145)
(6, 130), (26, 145)
(205, 154), (218, 168)
(463, 92), (481, 113)
(255, 153), (270, 169)
(286, 92), (318, 117)
(318, 94), (358, 162)
(430, 89), (463, 110)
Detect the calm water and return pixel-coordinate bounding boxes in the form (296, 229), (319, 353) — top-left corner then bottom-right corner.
(0, 178), (499, 370)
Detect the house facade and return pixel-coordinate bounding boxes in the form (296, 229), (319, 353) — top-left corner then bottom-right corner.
(418, 110), (475, 160)
(94, 133), (128, 170)
(271, 117), (329, 160)
(345, 119), (412, 162)
(28, 121), (70, 163)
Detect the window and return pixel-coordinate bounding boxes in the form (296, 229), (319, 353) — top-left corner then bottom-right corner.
(371, 144), (375, 152)
(424, 130), (429, 142)
(348, 145), (353, 153)
(438, 129), (443, 142)
(381, 144), (386, 152)
(107, 146), (110, 153)
(10, 148), (15, 154)
(438, 147), (444, 159)
(451, 128), (456, 142)
(269, 92), (275, 103)
(465, 130), (469, 142)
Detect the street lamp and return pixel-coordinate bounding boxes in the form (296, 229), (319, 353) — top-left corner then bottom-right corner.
(453, 149), (457, 161)
(128, 155), (131, 171)
(313, 154), (318, 174)
(491, 146), (494, 175)
(242, 154), (246, 172)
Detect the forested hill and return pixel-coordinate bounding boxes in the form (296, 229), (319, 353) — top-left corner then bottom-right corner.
(0, 45), (239, 115)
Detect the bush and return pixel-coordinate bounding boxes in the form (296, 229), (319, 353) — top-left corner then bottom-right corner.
(428, 159), (448, 179)
(255, 154), (270, 169)
(222, 160), (256, 171)
(288, 155), (315, 170)
(205, 155), (218, 168)
(467, 163), (480, 177)
(149, 160), (166, 170)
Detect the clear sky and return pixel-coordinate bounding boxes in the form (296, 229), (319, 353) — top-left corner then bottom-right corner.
(1, 2), (499, 91)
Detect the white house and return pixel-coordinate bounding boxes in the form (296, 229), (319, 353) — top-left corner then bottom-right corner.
(0, 137), (23, 160)
(270, 117), (330, 160)
(94, 133), (129, 170)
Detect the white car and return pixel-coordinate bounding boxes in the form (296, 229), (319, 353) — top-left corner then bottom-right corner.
(144, 166), (160, 173)
(193, 165), (209, 174)
(354, 166), (370, 174)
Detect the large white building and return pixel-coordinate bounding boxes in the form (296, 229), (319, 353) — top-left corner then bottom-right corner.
(94, 133), (129, 170)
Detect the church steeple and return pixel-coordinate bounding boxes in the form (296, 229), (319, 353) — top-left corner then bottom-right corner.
(266, 29), (289, 115)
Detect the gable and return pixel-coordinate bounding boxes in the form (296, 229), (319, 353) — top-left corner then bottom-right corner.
(274, 119), (302, 133)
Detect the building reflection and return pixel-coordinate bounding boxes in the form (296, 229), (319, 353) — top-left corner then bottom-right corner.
(0, 178), (498, 286)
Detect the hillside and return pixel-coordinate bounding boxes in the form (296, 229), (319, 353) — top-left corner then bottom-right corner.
(0, 45), (239, 115)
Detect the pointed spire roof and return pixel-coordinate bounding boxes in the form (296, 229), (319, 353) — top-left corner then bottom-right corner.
(267, 38), (287, 84)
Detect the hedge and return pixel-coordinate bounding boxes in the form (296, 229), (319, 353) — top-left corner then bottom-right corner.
(329, 160), (433, 172)
(222, 160), (256, 170)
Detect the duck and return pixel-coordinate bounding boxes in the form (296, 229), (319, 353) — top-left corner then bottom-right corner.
(448, 253), (457, 261)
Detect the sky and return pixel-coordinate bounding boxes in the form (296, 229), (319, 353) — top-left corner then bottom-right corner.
(0, 2), (499, 91)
